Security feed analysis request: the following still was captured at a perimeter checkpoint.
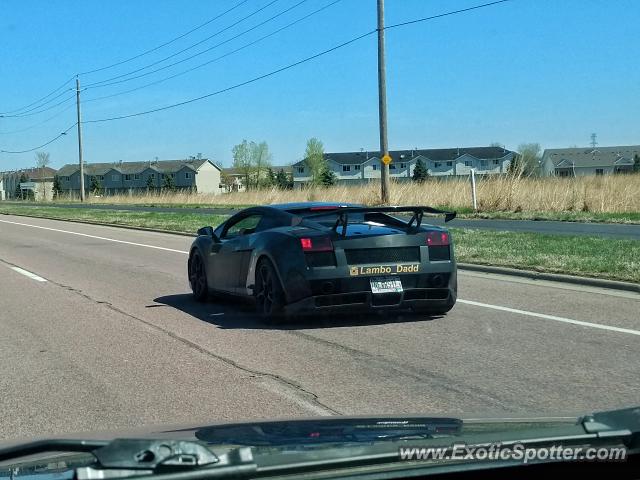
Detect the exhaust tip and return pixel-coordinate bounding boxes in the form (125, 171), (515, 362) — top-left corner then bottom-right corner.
(430, 274), (445, 288)
(321, 281), (335, 294)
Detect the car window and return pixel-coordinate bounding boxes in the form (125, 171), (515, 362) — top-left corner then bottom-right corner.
(222, 214), (262, 239)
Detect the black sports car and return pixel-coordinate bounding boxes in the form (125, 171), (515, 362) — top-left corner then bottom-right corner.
(188, 202), (457, 320)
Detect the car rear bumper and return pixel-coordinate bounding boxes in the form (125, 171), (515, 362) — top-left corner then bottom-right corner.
(284, 287), (456, 315)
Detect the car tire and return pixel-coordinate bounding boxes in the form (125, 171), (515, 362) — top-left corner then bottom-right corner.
(255, 258), (286, 323)
(189, 250), (209, 302)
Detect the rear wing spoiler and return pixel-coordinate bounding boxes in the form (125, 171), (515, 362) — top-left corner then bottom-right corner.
(294, 206), (456, 237)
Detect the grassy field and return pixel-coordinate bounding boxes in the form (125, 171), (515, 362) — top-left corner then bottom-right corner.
(50, 174), (640, 223)
(2, 204), (638, 283)
(0, 205), (226, 234)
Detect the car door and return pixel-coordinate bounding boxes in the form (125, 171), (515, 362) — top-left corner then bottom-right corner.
(212, 213), (263, 294)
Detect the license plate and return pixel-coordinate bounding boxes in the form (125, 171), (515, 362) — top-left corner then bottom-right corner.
(370, 276), (403, 294)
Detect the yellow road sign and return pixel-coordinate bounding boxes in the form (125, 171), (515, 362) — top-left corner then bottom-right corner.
(381, 154), (392, 165)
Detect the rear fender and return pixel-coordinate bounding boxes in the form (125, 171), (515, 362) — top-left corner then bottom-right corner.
(244, 233), (310, 302)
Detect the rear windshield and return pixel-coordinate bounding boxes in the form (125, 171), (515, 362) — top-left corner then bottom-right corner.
(292, 210), (407, 227)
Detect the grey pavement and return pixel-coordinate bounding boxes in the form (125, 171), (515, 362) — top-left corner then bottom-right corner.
(0, 214), (638, 442)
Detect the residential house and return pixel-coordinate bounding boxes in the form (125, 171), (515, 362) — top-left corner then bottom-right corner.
(541, 146), (640, 177)
(292, 147), (516, 187)
(0, 167), (57, 201)
(56, 159), (223, 196)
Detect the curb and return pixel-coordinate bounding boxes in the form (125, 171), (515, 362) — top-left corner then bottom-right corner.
(458, 263), (639, 293)
(2, 212), (638, 293)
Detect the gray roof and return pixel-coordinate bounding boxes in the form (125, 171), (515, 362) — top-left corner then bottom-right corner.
(293, 147), (514, 166)
(57, 159), (217, 177)
(0, 166), (57, 179)
(543, 146), (640, 168)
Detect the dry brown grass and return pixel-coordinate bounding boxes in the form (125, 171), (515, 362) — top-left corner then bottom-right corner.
(67, 174), (640, 213)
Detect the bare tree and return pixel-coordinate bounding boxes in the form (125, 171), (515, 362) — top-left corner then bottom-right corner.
(35, 151), (50, 200)
(516, 143), (542, 176)
(251, 141), (271, 188)
(304, 138), (326, 185)
(232, 140), (253, 189)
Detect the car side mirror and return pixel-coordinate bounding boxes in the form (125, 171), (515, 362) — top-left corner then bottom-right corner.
(197, 226), (219, 242)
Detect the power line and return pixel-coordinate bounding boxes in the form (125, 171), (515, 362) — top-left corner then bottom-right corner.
(83, 30), (376, 124)
(0, 87), (75, 118)
(0, 123), (76, 154)
(385, 0), (511, 29)
(84, 0), (282, 88)
(82, 0), (512, 125)
(0, 1), (250, 114)
(77, 0), (252, 76)
(83, 0), (341, 104)
(2, 0), (512, 154)
(1, 94), (77, 119)
(0, 76), (74, 115)
(87, 0), (309, 91)
(0, 103), (75, 135)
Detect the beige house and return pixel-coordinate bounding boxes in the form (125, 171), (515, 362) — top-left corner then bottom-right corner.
(0, 167), (57, 201)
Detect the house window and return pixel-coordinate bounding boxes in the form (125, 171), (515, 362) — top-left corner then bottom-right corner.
(595, 168), (604, 176)
(480, 160), (488, 167)
(134, 174), (141, 180)
(446, 161), (453, 167)
(464, 160), (472, 167)
(150, 173), (155, 179)
(185, 172), (191, 179)
(112, 174), (120, 181)
(354, 165), (361, 171)
(434, 162), (441, 168)
(493, 159), (500, 165)
(373, 164), (378, 171)
(297, 166), (304, 174)
(63, 176), (69, 181)
(97, 175), (104, 181)
(400, 163), (406, 168)
(342, 165), (351, 172)
(124, 174), (132, 181)
(170, 173), (176, 178)
(389, 164), (396, 170)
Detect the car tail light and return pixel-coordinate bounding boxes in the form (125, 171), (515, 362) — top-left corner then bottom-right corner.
(300, 236), (333, 252)
(426, 231), (450, 246)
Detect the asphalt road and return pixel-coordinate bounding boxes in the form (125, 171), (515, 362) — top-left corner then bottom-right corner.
(12, 202), (640, 238)
(0, 214), (638, 442)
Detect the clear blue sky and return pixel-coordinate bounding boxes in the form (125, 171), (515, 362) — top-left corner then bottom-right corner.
(1, 0), (639, 170)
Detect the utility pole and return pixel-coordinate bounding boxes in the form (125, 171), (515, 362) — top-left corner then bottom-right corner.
(76, 77), (85, 202)
(377, 0), (391, 204)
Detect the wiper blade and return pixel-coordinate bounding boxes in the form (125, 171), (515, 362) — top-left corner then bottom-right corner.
(0, 439), (256, 480)
(0, 439), (109, 463)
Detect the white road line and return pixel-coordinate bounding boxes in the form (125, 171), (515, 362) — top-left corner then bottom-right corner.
(458, 299), (640, 337)
(0, 219), (188, 254)
(10, 266), (47, 282)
